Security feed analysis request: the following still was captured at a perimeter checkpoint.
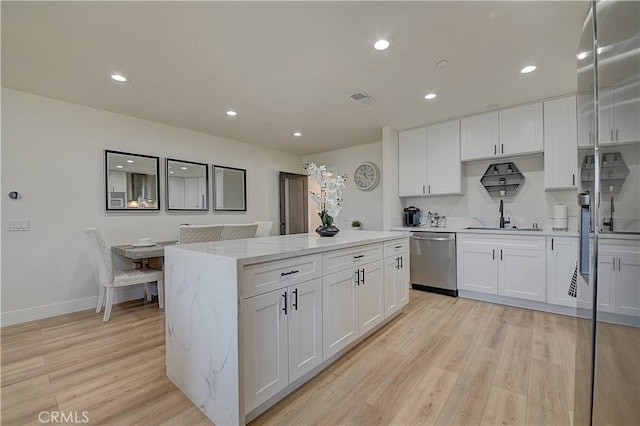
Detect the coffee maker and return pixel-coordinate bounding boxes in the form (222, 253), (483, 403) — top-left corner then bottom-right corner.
(403, 206), (421, 227)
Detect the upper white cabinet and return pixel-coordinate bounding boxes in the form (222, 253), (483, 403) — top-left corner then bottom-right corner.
(461, 111), (499, 161)
(109, 170), (127, 192)
(599, 83), (640, 144)
(499, 103), (544, 156)
(544, 96), (578, 190)
(398, 121), (462, 196)
(398, 127), (427, 197)
(577, 93), (595, 147)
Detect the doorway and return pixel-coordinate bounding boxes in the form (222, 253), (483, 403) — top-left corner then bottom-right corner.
(279, 172), (309, 235)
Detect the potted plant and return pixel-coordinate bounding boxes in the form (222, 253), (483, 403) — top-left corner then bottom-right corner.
(351, 220), (362, 230)
(304, 162), (347, 237)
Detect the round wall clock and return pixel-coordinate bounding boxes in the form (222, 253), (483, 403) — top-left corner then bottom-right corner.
(353, 161), (380, 191)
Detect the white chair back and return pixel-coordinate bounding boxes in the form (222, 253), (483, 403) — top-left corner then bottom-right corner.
(178, 224), (224, 244)
(221, 223), (258, 240)
(255, 221), (275, 237)
(84, 227), (114, 287)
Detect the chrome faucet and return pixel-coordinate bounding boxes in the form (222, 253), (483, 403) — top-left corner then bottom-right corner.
(499, 199), (511, 228)
(603, 197), (614, 231)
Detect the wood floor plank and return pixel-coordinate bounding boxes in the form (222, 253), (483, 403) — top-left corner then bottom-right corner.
(389, 367), (458, 425)
(525, 358), (570, 426)
(492, 324), (532, 396)
(480, 386), (527, 426)
(531, 311), (563, 365)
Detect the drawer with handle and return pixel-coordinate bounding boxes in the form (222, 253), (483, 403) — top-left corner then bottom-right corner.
(384, 238), (409, 257)
(322, 243), (383, 275)
(240, 254), (322, 299)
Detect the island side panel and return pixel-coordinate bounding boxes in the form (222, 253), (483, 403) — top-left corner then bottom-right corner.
(165, 246), (240, 425)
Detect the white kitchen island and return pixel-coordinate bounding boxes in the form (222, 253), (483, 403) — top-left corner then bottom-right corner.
(164, 230), (410, 426)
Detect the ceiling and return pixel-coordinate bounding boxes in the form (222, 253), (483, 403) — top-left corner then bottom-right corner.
(1, 1), (589, 156)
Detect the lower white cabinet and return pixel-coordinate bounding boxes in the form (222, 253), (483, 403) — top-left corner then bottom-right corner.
(599, 241), (640, 317)
(323, 260), (384, 360)
(243, 278), (322, 412)
(457, 234), (546, 302)
(546, 237), (579, 307)
(384, 252), (409, 318)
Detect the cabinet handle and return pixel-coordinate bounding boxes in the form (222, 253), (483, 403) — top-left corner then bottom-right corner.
(361, 268), (365, 285)
(610, 129), (614, 141)
(492, 249), (495, 260)
(615, 128), (618, 141)
(501, 144), (504, 154)
(618, 257), (621, 271)
(428, 185), (431, 194)
(292, 288), (298, 311)
(396, 256), (400, 270)
(400, 256), (403, 269)
(355, 269), (360, 286)
(423, 185), (426, 194)
(282, 292), (288, 315)
(572, 174), (575, 186)
(280, 269), (299, 277)
(353, 254), (365, 260)
(612, 258), (615, 270)
(394, 245), (403, 249)
(494, 145), (497, 155)
(551, 238), (554, 251)
(500, 249), (503, 261)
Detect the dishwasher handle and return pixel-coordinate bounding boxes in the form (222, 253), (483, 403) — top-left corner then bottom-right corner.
(411, 233), (455, 242)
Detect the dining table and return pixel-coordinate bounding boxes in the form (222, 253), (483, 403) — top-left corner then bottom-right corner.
(111, 241), (177, 261)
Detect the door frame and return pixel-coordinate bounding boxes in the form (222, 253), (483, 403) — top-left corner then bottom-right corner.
(279, 172), (309, 235)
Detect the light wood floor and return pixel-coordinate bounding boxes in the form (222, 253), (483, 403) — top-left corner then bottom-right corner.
(1, 290), (577, 425)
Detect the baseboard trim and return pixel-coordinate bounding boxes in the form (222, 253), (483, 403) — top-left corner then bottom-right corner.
(1, 287), (147, 327)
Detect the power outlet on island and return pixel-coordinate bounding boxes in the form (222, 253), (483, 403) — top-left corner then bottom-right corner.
(7, 220), (30, 231)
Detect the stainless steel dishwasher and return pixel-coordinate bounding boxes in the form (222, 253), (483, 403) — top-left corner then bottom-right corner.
(410, 232), (457, 297)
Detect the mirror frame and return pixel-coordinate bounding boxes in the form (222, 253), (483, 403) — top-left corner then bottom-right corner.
(104, 149), (161, 211)
(213, 165), (247, 212)
(165, 158), (210, 212)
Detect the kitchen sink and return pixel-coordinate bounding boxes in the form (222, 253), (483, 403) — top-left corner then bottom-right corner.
(464, 226), (542, 232)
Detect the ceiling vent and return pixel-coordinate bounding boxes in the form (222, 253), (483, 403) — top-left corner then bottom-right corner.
(349, 90), (375, 107)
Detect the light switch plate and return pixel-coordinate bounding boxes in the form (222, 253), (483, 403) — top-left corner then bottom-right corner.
(7, 220), (30, 231)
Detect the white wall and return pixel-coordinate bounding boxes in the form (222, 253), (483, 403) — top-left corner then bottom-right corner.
(303, 142), (383, 231)
(382, 126), (403, 230)
(1, 89), (302, 324)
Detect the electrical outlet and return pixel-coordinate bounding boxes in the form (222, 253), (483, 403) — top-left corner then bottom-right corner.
(7, 220), (30, 231)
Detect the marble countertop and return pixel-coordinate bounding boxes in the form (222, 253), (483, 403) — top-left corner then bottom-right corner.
(165, 230), (408, 265)
(389, 226), (579, 238)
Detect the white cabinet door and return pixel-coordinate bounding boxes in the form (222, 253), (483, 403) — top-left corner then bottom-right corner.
(243, 289), (288, 412)
(614, 254), (640, 317)
(357, 260), (384, 336)
(457, 243), (498, 295)
(460, 111), (499, 161)
(613, 82), (640, 144)
(596, 254), (616, 313)
(384, 256), (399, 317)
(169, 176), (185, 209)
(398, 127), (427, 196)
(185, 177), (199, 209)
(498, 247), (546, 302)
(288, 279), (323, 383)
(577, 93), (595, 148)
(544, 96), (578, 190)
(598, 89), (616, 144)
(499, 103), (544, 156)
(322, 269), (357, 360)
(109, 170), (127, 192)
(397, 253), (409, 309)
(426, 120), (462, 195)
(546, 237), (578, 307)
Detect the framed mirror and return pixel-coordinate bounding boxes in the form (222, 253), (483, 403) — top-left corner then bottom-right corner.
(166, 158), (209, 211)
(213, 165), (247, 212)
(105, 150), (160, 211)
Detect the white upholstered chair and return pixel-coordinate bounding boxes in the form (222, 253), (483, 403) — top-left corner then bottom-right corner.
(221, 223), (258, 240)
(84, 228), (164, 322)
(254, 221), (275, 238)
(178, 224), (224, 244)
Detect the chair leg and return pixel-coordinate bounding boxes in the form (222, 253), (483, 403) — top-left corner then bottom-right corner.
(144, 283), (152, 302)
(103, 287), (114, 322)
(157, 279), (164, 310)
(96, 286), (105, 313)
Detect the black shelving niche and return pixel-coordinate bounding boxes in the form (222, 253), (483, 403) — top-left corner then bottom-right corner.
(481, 162), (524, 197)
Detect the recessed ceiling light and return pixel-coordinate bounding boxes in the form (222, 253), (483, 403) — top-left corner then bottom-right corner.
(424, 93), (437, 100)
(436, 60), (448, 68)
(127, 159), (134, 163)
(293, 131), (302, 137)
(169, 171), (174, 174)
(520, 65), (537, 74)
(226, 110), (238, 116)
(374, 39), (390, 51)
(116, 165), (124, 169)
(577, 52), (588, 60)
(181, 166), (188, 170)
(110, 74), (128, 82)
